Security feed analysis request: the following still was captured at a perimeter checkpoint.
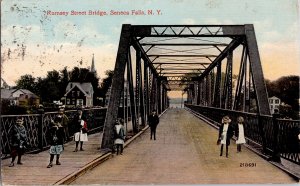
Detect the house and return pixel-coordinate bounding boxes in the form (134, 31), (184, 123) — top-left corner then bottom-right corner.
(268, 96), (281, 114)
(64, 82), (94, 107)
(1, 88), (40, 107)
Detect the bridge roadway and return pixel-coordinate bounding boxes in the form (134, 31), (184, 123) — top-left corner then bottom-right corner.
(71, 108), (295, 184)
(1, 108), (296, 185)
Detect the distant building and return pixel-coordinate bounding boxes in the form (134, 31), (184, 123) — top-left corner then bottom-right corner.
(268, 96), (281, 114)
(64, 82), (94, 107)
(1, 88), (40, 107)
(90, 54), (96, 74)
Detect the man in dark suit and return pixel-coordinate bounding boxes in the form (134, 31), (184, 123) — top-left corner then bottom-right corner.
(148, 110), (159, 140)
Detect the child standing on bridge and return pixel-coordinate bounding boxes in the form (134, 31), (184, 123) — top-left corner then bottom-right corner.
(114, 118), (125, 155)
(47, 114), (65, 168)
(9, 117), (29, 167)
(73, 109), (88, 152)
(217, 116), (234, 158)
(235, 116), (246, 152)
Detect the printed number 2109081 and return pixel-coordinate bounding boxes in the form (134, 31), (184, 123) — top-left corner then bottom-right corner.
(240, 163), (256, 167)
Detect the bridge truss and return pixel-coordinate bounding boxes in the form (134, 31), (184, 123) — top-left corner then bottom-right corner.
(101, 24), (270, 149)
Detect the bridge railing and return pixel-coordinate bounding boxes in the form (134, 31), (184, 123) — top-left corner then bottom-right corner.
(1, 108), (107, 159)
(185, 104), (300, 165)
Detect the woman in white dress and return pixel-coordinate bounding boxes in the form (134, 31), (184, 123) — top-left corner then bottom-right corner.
(235, 116), (246, 152)
(114, 119), (125, 155)
(73, 110), (88, 152)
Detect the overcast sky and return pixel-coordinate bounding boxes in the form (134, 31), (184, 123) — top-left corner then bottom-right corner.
(1, 0), (299, 98)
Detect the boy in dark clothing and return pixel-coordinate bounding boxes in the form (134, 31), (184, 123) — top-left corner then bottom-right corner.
(148, 110), (159, 140)
(9, 117), (29, 167)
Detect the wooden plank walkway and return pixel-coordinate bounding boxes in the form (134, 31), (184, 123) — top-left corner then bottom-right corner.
(1, 132), (106, 185)
(71, 108), (296, 184)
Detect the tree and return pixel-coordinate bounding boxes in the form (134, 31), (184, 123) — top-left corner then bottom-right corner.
(100, 70), (114, 97)
(15, 75), (37, 93)
(37, 70), (61, 103)
(59, 67), (70, 97)
(266, 76), (299, 111)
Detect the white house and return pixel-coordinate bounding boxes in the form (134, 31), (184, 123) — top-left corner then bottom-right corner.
(64, 82), (94, 107)
(268, 96), (281, 114)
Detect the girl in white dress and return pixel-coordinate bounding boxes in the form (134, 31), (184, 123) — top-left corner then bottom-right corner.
(235, 116), (246, 152)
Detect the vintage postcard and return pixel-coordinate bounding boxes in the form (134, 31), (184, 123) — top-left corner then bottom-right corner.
(1, 0), (300, 185)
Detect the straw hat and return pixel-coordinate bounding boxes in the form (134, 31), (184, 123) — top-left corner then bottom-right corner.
(237, 116), (244, 123)
(222, 116), (231, 123)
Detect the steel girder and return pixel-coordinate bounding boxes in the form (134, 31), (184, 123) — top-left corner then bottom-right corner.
(101, 24), (270, 150)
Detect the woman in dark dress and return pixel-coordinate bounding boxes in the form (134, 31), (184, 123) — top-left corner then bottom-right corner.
(217, 116), (234, 158)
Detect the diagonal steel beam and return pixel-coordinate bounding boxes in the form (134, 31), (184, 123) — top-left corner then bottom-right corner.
(197, 37), (243, 80)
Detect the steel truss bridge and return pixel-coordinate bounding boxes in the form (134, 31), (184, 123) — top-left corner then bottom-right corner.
(1, 25), (298, 174)
(101, 24), (299, 166)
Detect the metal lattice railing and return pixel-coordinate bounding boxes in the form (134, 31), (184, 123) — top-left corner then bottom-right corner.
(185, 104), (300, 165)
(1, 108), (107, 159)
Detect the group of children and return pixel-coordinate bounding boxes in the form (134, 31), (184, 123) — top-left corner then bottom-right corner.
(217, 115), (246, 157)
(8, 109), (89, 168)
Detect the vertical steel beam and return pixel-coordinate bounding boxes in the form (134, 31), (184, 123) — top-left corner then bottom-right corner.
(233, 47), (246, 110)
(127, 48), (138, 133)
(157, 78), (162, 114)
(245, 24), (270, 115)
(101, 25), (131, 150)
(136, 50), (141, 128)
(221, 61), (228, 108)
(213, 62), (221, 107)
(243, 52), (247, 112)
(162, 87), (165, 110)
(144, 63), (149, 124)
(196, 80), (201, 105)
(227, 51), (233, 109)
(200, 81), (203, 105)
(150, 74), (156, 112)
(222, 51), (233, 109)
(203, 78), (207, 106)
(207, 73), (212, 106)
(137, 51), (146, 127)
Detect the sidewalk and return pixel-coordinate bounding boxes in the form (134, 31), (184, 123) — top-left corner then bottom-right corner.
(1, 132), (107, 185)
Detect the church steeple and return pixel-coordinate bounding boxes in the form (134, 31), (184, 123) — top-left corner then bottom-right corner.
(91, 54), (96, 73)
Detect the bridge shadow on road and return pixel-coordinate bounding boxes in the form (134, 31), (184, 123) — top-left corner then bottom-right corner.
(71, 108), (296, 184)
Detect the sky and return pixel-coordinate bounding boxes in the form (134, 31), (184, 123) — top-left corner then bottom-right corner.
(1, 0), (300, 98)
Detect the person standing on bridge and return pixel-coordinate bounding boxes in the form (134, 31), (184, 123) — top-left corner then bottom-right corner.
(59, 108), (70, 141)
(217, 115), (234, 158)
(148, 110), (159, 140)
(73, 109), (88, 152)
(47, 114), (65, 168)
(235, 116), (246, 153)
(114, 118), (125, 155)
(9, 117), (29, 167)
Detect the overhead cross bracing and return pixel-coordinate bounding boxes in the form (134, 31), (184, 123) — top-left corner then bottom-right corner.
(135, 26), (237, 92)
(101, 24), (270, 150)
